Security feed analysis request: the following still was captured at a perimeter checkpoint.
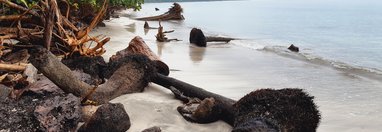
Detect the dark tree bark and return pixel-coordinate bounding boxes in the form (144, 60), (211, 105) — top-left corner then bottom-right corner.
(190, 28), (236, 47)
(189, 28), (206, 47)
(152, 74), (321, 131)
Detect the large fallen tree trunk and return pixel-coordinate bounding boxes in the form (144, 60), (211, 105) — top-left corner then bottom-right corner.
(136, 3), (184, 21)
(29, 47), (154, 104)
(152, 73), (321, 131)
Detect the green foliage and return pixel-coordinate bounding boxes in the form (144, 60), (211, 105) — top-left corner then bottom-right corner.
(110, 0), (144, 11)
(69, 0), (144, 11)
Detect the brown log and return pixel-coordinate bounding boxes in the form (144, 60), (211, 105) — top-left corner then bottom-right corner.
(29, 47), (153, 104)
(136, 3), (184, 21)
(0, 63), (26, 71)
(206, 36), (235, 43)
(110, 36), (169, 76)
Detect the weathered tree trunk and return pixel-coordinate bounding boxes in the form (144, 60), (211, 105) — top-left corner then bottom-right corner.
(110, 36), (169, 76)
(29, 47), (153, 104)
(206, 36), (235, 43)
(152, 74), (321, 131)
(190, 28), (236, 47)
(136, 3), (184, 21)
(189, 28), (207, 47)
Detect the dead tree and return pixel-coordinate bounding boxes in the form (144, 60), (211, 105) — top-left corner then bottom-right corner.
(136, 3), (184, 21)
(189, 28), (236, 47)
(156, 21), (180, 42)
(152, 74), (321, 131)
(29, 47), (154, 104)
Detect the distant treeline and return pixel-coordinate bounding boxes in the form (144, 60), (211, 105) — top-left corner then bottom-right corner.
(144, 0), (227, 3)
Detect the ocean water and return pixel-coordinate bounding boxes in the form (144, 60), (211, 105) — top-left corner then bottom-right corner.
(106, 0), (382, 131)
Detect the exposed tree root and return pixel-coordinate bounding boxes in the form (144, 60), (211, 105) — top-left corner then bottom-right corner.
(136, 3), (184, 21)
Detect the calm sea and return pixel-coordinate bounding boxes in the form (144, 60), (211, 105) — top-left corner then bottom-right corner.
(123, 0), (382, 131)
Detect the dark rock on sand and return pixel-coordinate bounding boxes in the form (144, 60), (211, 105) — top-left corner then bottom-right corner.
(288, 44), (299, 52)
(233, 88), (320, 132)
(78, 103), (131, 132)
(189, 28), (207, 47)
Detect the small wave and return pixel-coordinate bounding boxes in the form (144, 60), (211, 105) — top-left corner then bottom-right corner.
(259, 46), (382, 81)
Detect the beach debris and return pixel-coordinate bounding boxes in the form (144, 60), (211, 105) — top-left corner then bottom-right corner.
(78, 103), (131, 132)
(152, 73), (321, 131)
(233, 89), (320, 132)
(0, 0), (110, 56)
(156, 21), (181, 42)
(142, 126), (161, 132)
(29, 46), (154, 104)
(0, 63), (26, 71)
(62, 55), (107, 83)
(190, 28), (207, 47)
(110, 36), (169, 76)
(189, 28), (236, 47)
(136, 3), (184, 21)
(288, 44), (299, 52)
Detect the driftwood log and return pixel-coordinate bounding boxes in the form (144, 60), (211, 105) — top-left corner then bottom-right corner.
(190, 28), (236, 47)
(29, 47), (154, 104)
(152, 74), (321, 131)
(136, 3), (184, 21)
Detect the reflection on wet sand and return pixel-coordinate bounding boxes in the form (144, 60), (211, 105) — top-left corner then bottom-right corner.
(156, 41), (166, 57)
(189, 45), (206, 63)
(125, 23), (136, 33)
